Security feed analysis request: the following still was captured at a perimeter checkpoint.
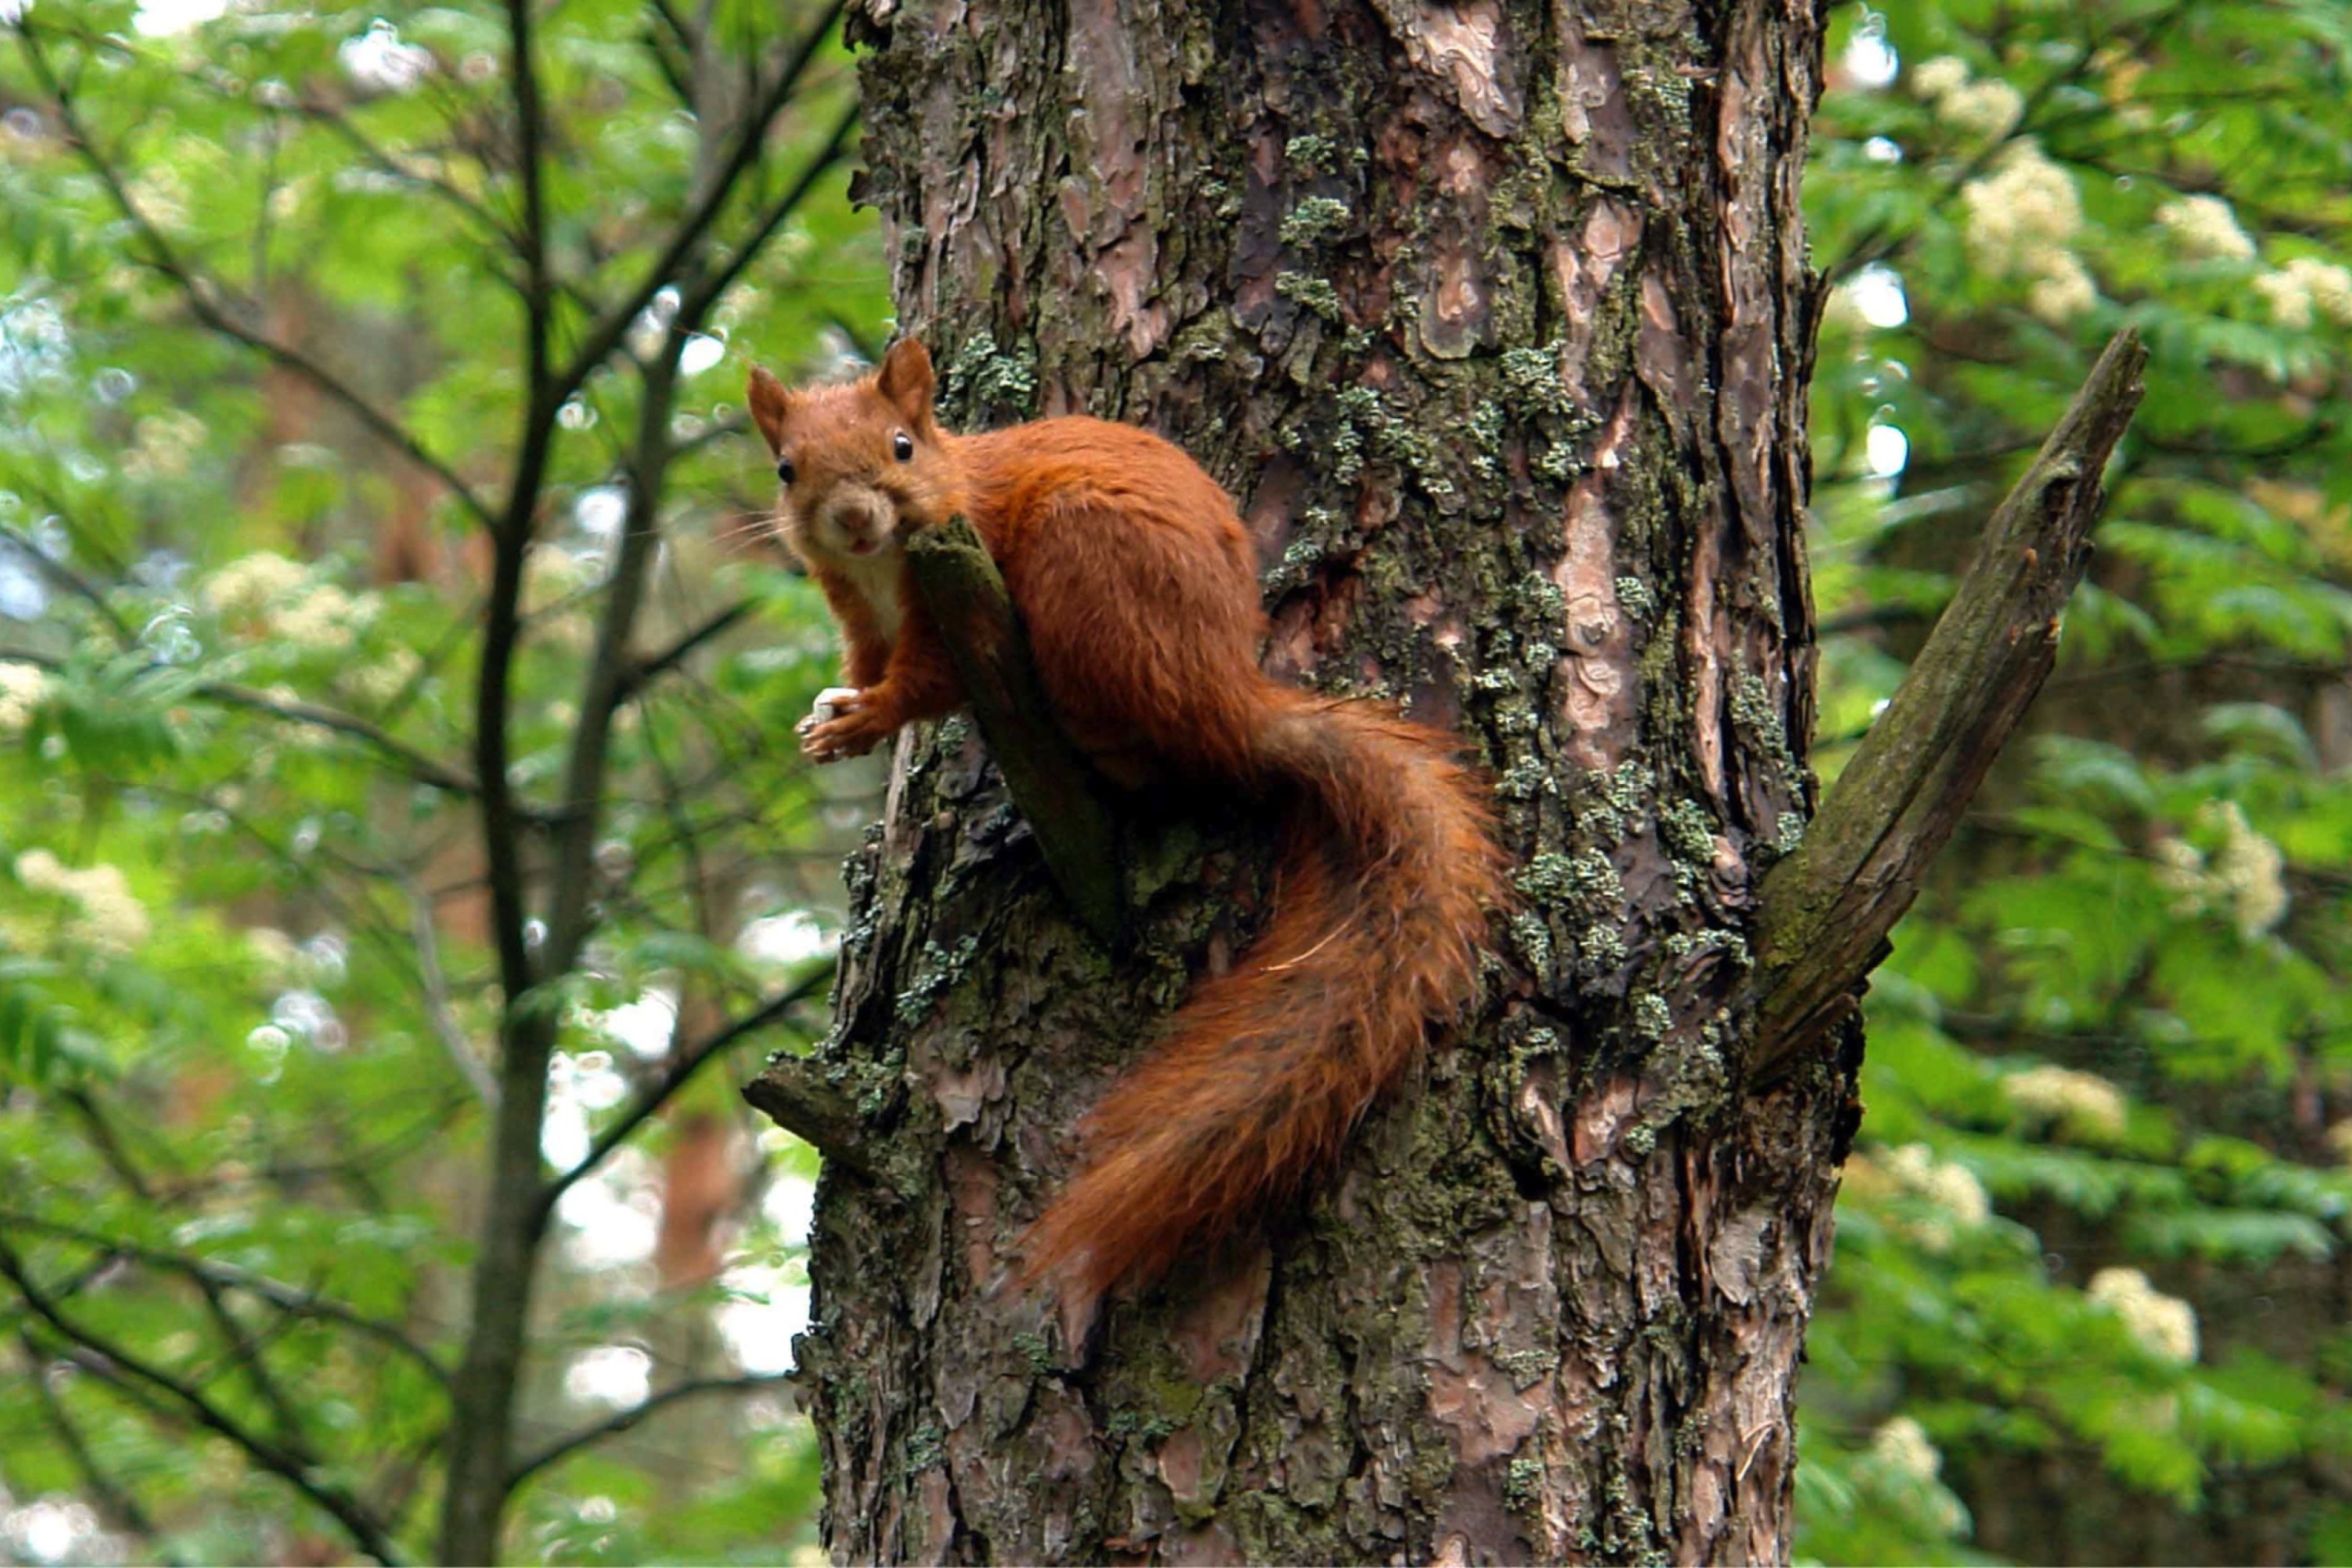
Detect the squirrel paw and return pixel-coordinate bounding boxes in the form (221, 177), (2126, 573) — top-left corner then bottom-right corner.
(799, 688), (892, 763)
(797, 687), (863, 733)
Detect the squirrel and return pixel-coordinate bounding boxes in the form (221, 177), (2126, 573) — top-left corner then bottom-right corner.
(746, 338), (1508, 1306)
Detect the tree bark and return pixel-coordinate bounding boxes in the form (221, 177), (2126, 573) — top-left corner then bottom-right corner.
(756, 1), (1836, 1559)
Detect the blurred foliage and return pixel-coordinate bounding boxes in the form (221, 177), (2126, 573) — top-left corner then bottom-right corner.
(0, 0), (885, 1561)
(1800, 1), (2352, 1562)
(7, 0), (2352, 1561)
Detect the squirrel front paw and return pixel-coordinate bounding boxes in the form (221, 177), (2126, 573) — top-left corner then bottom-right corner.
(797, 687), (895, 763)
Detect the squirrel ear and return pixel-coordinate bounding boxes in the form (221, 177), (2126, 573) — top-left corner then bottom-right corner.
(875, 338), (937, 434)
(746, 367), (796, 454)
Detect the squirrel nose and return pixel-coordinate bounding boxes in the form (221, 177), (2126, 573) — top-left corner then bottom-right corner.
(824, 491), (895, 541)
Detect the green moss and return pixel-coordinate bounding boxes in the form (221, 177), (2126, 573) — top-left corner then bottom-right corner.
(1105, 1407), (1178, 1443)
(1667, 926), (1753, 970)
(1010, 1329), (1054, 1376)
(1280, 194), (1353, 248)
(1633, 992), (1672, 1040)
(1284, 133), (1339, 174)
(1499, 341), (1574, 418)
(1492, 700), (1541, 736)
(1731, 670), (1788, 759)
(893, 934), (982, 1027)
(939, 331), (1039, 421)
(1276, 271), (1344, 321)
(1505, 1453), (1547, 1511)
(1517, 575), (1567, 621)
(1514, 852), (1578, 904)
(903, 1421), (946, 1473)
(1469, 403), (1506, 480)
(1509, 911), (1554, 971)
(1615, 575), (1656, 621)
(1497, 757), (1551, 800)
(1659, 799), (1717, 866)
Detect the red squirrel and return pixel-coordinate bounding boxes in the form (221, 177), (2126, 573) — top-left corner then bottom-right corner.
(746, 338), (1508, 1303)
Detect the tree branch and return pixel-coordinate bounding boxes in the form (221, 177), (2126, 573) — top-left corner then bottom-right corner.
(539, 960), (838, 1222)
(0, 1209), (452, 1389)
(904, 517), (1124, 944)
(547, 0), (847, 408)
(0, 1236), (403, 1564)
(0, 524), (136, 645)
(201, 679), (487, 799)
(613, 599), (754, 702)
(673, 99), (860, 325)
(189, 1272), (317, 1461)
(506, 1371), (791, 1488)
(15, 21), (493, 529)
(402, 875), (500, 1108)
(16, 1329), (173, 1557)
(0, 647), (492, 804)
(1749, 328), (2149, 1077)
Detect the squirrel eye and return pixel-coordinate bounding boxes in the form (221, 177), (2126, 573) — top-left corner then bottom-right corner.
(776, 457), (796, 486)
(893, 432), (915, 462)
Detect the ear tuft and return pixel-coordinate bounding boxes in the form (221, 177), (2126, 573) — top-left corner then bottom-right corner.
(875, 339), (937, 434)
(746, 367), (795, 455)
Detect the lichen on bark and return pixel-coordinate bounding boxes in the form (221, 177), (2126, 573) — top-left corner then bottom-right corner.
(751, 1), (1840, 1561)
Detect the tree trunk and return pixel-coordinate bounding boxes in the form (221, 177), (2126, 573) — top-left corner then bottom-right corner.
(759, 1), (1838, 1559)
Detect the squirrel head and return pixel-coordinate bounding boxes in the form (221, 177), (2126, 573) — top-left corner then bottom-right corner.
(746, 339), (963, 565)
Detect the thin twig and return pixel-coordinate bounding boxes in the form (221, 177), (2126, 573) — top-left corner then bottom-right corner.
(546, 0), (848, 408)
(0, 647), (491, 803)
(403, 875), (500, 1107)
(538, 961), (838, 1222)
(506, 1371), (791, 1487)
(15, 1329), (176, 1557)
(16, 21), (493, 528)
(674, 99), (860, 323)
(0, 1209), (452, 1389)
(0, 524), (134, 645)
(615, 600), (754, 702)
(0, 1236), (403, 1563)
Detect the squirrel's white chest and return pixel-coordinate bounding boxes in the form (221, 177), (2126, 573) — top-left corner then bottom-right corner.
(840, 551), (906, 644)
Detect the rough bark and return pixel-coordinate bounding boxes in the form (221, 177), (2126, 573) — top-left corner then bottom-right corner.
(755, 1), (1833, 1560)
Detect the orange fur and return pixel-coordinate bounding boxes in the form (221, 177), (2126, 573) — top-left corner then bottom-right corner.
(748, 341), (1509, 1301)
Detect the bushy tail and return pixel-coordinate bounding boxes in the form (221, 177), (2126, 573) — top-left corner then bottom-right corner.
(1018, 689), (1508, 1303)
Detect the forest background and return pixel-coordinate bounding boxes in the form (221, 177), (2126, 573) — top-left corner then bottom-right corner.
(1, 0), (2350, 1561)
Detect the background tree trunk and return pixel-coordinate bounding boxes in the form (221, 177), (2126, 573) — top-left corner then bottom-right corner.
(757, 0), (1838, 1558)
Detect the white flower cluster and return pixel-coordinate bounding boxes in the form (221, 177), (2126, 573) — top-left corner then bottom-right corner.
(1851, 1143), (1991, 1252)
(0, 662), (47, 733)
(246, 926), (301, 979)
(2254, 256), (2352, 330)
(1866, 1416), (1967, 1533)
(1883, 1143), (1992, 1225)
(201, 551), (308, 615)
(1870, 1414), (1941, 1480)
(2001, 1064), (2129, 1142)
(200, 551), (378, 654)
(120, 409), (209, 483)
(1909, 56), (2022, 139)
(2088, 1266), (2199, 1364)
(2153, 800), (2287, 940)
(2154, 194), (2256, 262)
(16, 849), (149, 953)
(1960, 143), (2097, 323)
(340, 645), (423, 706)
